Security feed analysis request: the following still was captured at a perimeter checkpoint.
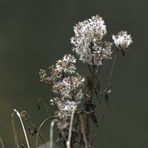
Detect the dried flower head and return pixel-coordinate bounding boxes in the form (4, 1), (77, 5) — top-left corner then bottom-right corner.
(51, 54), (76, 78)
(38, 14), (133, 147)
(71, 15), (112, 65)
(53, 75), (85, 100)
(112, 31), (133, 50)
(39, 54), (86, 133)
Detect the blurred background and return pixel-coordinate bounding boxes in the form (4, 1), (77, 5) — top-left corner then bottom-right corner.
(0, 0), (147, 147)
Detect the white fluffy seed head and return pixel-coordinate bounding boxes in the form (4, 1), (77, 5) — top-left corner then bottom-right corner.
(112, 31), (133, 49)
(71, 15), (113, 66)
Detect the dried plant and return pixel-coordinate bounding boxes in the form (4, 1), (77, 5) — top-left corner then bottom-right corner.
(38, 15), (133, 148)
(12, 14), (133, 148)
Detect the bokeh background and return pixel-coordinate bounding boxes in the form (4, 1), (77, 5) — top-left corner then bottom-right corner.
(0, 0), (147, 147)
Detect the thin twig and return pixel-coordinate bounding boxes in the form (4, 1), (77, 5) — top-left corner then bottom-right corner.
(36, 98), (50, 115)
(11, 112), (19, 148)
(38, 134), (46, 145)
(36, 116), (56, 148)
(90, 104), (108, 145)
(66, 108), (76, 148)
(13, 109), (30, 148)
(90, 127), (99, 146)
(88, 65), (92, 74)
(96, 65), (102, 75)
(0, 137), (5, 148)
(85, 114), (90, 142)
(108, 50), (118, 86)
(99, 104), (108, 127)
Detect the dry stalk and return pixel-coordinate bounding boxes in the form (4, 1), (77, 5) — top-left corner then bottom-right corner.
(49, 119), (57, 148)
(66, 108), (76, 148)
(36, 116), (56, 148)
(13, 109), (30, 148)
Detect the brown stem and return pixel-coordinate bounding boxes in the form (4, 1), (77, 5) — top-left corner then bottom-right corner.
(108, 50), (118, 87)
(85, 114), (90, 142)
(85, 57), (97, 147)
(91, 65), (96, 97)
(90, 103), (108, 145)
(79, 114), (89, 148)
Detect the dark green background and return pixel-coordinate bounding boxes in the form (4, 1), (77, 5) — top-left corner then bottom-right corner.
(0, 0), (147, 147)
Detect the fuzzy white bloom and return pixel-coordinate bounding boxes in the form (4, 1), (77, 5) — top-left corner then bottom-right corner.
(53, 74), (85, 100)
(62, 54), (76, 63)
(55, 100), (77, 113)
(73, 15), (107, 40)
(51, 54), (76, 78)
(55, 100), (77, 130)
(63, 101), (77, 111)
(71, 15), (112, 65)
(112, 31), (133, 49)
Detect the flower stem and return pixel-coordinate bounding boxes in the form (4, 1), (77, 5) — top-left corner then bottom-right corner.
(66, 108), (76, 148)
(13, 109), (30, 148)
